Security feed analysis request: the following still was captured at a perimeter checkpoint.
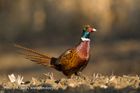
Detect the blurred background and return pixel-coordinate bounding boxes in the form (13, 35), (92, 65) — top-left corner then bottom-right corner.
(0, 0), (140, 80)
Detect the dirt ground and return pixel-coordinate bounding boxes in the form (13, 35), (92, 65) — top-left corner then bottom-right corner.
(1, 73), (140, 93)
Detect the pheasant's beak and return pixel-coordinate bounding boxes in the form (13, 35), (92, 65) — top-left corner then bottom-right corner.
(92, 28), (97, 32)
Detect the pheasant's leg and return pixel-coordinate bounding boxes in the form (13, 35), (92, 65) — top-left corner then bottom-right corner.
(75, 72), (86, 79)
(67, 75), (72, 79)
(63, 71), (73, 78)
(75, 72), (82, 76)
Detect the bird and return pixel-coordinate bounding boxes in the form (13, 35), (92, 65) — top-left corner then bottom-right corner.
(15, 25), (97, 78)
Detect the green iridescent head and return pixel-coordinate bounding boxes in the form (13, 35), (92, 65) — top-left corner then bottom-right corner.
(81, 25), (96, 38)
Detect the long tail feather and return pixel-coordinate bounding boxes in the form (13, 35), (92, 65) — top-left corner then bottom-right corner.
(14, 44), (55, 67)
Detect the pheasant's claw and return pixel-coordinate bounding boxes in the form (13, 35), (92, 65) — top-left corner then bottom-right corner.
(75, 72), (82, 76)
(75, 72), (87, 80)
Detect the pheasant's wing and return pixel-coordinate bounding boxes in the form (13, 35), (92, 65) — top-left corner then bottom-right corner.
(59, 49), (82, 70)
(15, 44), (56, 67)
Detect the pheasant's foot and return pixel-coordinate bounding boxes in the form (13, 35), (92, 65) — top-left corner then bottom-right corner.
(75, 72), (86, 80)
(75, 72), (82, 76)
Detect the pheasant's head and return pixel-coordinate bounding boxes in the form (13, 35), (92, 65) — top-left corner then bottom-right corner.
(81, 25), (96, 39)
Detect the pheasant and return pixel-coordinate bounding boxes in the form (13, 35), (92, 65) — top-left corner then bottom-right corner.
(15, 25), (97, 78)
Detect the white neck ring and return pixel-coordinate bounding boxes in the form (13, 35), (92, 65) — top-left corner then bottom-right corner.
(81, 37), (90, 41)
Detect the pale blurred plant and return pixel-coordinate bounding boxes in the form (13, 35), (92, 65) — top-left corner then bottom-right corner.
(8, 74), (24, 85)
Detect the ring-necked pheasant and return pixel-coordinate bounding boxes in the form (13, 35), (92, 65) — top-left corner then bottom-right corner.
(15, 25), (97, 78)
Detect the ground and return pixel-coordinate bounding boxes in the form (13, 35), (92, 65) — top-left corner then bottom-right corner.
(0, 73), (140, 93)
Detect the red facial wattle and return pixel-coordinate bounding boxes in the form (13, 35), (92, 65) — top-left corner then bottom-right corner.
(87, 27), (96, 32)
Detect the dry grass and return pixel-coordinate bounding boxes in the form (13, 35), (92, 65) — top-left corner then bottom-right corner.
(0, 73), (140, 93)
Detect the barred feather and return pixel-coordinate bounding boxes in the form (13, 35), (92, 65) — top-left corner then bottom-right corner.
(14, 44), (54, 67)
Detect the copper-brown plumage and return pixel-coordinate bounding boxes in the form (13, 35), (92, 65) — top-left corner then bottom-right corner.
(15, 25), (96, 77)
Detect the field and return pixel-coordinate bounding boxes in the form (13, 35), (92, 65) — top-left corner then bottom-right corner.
(0, 0), (140, 93)
(0, 45), (139, 93)
(1, 73), (140, 93)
